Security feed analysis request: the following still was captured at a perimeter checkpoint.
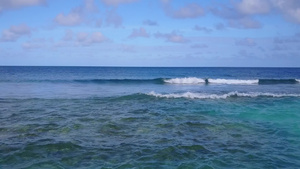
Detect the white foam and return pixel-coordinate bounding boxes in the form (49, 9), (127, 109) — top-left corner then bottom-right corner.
(164, 77), (206, 84)
(208, 79), (258, 85)
(164, 77), (258, 85)
(296, 79), (300, 83)
(148, 91), (226, 99)
(148, 91), (300, 99)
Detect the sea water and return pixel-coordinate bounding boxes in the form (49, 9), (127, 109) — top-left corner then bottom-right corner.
(0, 67), (300, 168)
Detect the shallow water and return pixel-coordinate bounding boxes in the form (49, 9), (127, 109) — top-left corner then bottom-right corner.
(0, 67), (300, 168)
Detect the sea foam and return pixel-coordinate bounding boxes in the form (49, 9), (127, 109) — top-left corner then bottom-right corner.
(164, 77), (206, 84)
(208, 79), (258, 85)
(164, 77), (258, 85)
(148, 91), (300, 99)
(164, 77), (300, 85)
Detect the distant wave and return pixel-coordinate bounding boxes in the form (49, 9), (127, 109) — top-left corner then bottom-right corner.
(1, 78), (299, 85)
(0, 78), (164, 84)
(73, 78), (165, 84)
(164, 77), (206, 84)
(258, 79), (299, 84)
(164, 77), (300, 85)
(147, 91), (300, 99)
(207, 79), (258, 85)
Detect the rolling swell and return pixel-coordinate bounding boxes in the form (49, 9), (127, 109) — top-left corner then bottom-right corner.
(146, 91), (300, 99)
(74, 78), (300, 85)
(3, 92), (300, 101)
(1, 78), (299, 85)
(73, 78), (165, 84)
(164, 78), (300, 85)
(258, 79), (299, 84)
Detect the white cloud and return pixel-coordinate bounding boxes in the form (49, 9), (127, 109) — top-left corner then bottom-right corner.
(54, 9), (83, 26)
(287, 9), (300, 23)
(210, 1), (299, 28)
(54, 0), (98, 26)
(0, 0), (46, 12)
(155, 31), (188, 43)
(1, 24), (31, 42)
(235, 0), (300, 24)
(228, 17), (262, 29)
(84, 0), (98, 12)
(91, 32), (107, 43)
(164, 3), (205, 19)
(211, 5), (262, 29)
(101, 0), (138, 6)
(76, 32), (107, 46)
(272, 0), (300, 24)
(160, 0), (170, 4)
(55, 30), (108, 48)
(237, 0), (271, 15)
(128, 27), (149, 38)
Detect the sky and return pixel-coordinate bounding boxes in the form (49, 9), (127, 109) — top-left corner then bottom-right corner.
(0, 0), (300, 67)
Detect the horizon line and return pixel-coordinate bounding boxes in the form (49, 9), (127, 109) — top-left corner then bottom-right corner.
(1, 65), (300, 68)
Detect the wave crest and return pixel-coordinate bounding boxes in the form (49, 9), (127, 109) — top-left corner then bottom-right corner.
(164, 77), (258, 85)
(164, 77), (206, 84)
(148, 91), (300, 99)
(164, 77), (300, 85)
(2, 77), (298, 85)
(208, 79), (258, 85)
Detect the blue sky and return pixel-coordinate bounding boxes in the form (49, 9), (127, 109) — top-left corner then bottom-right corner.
(0, 0), (300, 67)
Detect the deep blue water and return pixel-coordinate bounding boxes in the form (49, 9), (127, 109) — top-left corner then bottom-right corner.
(0, 66), (300, 168)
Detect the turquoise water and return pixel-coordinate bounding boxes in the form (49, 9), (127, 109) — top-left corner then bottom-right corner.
(0, 67), (300, 168)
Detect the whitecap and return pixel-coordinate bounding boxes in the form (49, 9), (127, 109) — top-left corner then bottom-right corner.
(164, 77), (206, 84)
(147, 91), (300, 99)
(208, 79), (258, 85)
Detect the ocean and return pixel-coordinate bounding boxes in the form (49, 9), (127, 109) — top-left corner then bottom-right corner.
(0, 66), (300, 168)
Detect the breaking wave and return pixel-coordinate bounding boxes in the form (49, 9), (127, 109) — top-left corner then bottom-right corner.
(1, 77), (299, 85)
(164, 77), (299, 85)
(164, 77), (206, 84)
(207, 79), (258, 85)
(147, 91), (300, 99)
